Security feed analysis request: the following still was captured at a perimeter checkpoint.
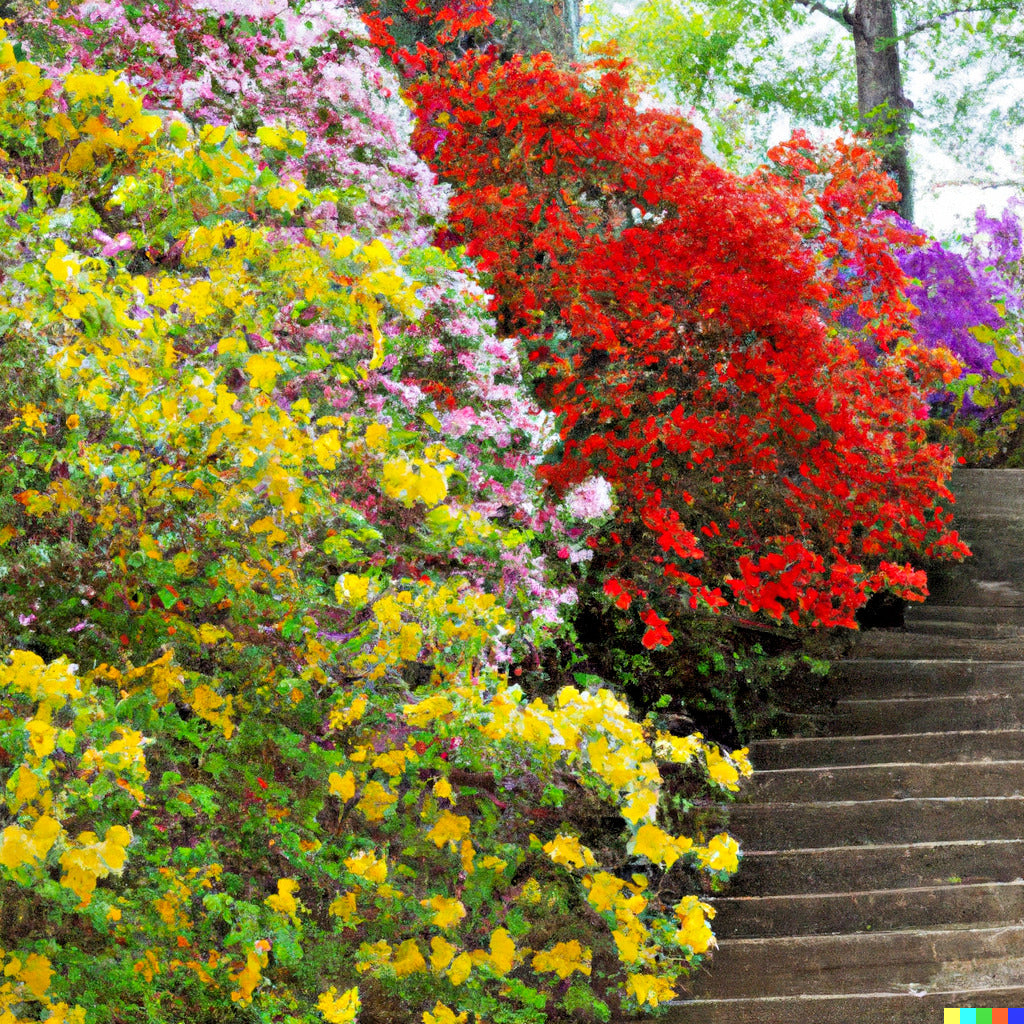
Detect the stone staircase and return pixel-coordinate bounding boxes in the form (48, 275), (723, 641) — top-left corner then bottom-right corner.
(665, 470), (1024, 1022)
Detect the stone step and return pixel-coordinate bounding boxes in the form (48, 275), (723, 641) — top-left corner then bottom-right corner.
(660, 986), (1024, 1024)
(907, 605), (1024, 625)
(749, 761), (1024, 803)
(923, 576), (1024, 608)
(710, 879), (1024, 939)
(690, 925), (1024, 998)
(728, 839), (1024, 896)
(830, 694), (1024, 734)
(848, 630), (1024, 660)
(947, 468), (1024, 506)
(904, 619), (1024, 639)
(750, 729), (1024, 769)
(835, 660), (1024, 699)
(728, 795), (1024, 849)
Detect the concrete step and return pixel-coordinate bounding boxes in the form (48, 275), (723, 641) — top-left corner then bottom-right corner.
(835, 660), (1024, 699)
(947, 468), (1024, 507)
(660, 986), (1024, 1024)
(710, 879), (1024, 939)
(750, 729), (1024, 769)
(848, 630), (1024, 660)
(904, 619), (1024, 639)
(907, 605), (1024, 625)
(728, 795), (1024, 849)
(729, 839), (1024, 896)
(690, 925), (1024, 998)
(830, 694), (1024, 734)
(750, 761), (1024, 803)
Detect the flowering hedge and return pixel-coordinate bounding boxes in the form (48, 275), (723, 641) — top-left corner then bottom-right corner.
(386, 36), (968, 642)
(0, 16), (752, 1024)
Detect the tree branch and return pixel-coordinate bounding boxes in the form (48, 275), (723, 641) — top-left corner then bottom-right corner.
(901, 3), (1022, 39)
(792, 0), (853, 30)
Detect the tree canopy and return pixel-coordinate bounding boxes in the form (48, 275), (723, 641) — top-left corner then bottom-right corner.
(585, 0), (1024, 221)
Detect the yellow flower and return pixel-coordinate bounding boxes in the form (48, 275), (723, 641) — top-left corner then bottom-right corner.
(404, 695), (454, 728)
(429, 936), (457, 973)
(626, 972), (676, 1007)
(543, 833), (596, 869)
(583, 871), (625, 914)
(426, 810), (471, 849)
(674, 895), (716, 954)
(486, 928), (516, 975)
(328, 891), (359, 926)
(317, 985), (360, 1024)
(531, 940), (591, 980)
(245, 352), (282, 393)
(392, 939), (427, 977)
(631, 823), (692, 869)
(705, 745), (741, 791)
(423, 1002), (468, 1024)
(697, 833), (740, 874)
(446, 951), (473, 986)
(621, 787), (658, 824)
(335, 573), (371, 606)
(365, 422), (389, 449)
(265, 878), (300, 921)
(16, 952), (53, 998)
(420, 895), (466, 929)
(356, 780), (397, 821)
(329, 771), (356, 801)
(344, 850), (388, 884)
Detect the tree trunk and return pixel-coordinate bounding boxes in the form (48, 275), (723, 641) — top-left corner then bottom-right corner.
(850, 0), (914, 221)
(495, 0), (581, 60)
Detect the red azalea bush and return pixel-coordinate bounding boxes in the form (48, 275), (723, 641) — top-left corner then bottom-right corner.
(384, 42), (968, 652)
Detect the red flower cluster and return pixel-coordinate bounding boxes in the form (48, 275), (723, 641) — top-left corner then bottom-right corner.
(372, 17), (968, 641)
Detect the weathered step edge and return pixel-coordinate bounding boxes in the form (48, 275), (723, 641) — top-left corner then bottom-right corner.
(750, 729), (1024, 769)
(691, 924), (1024, 998)
(728, 838), (1024, 896)
(728, 794), (1024, 849)
(749, 760), (1024, 802)
(657, 987), (1024, 1024)
(711, 879), (1024, 939)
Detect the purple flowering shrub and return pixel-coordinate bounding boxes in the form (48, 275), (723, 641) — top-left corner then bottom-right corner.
(896, 201), (1024, 462)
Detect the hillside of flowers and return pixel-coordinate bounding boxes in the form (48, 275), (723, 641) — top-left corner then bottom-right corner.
(0, 0), (1006, 1020)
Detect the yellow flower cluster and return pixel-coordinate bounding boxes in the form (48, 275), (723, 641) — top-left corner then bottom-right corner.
(0, 653), (147, 911)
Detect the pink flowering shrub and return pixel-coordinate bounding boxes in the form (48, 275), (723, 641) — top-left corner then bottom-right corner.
(0, 24), (748, 1024)
(24, 0), (602, 642)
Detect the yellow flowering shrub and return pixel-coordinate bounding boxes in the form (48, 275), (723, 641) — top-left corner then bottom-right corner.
(0, 32), (752, 1024)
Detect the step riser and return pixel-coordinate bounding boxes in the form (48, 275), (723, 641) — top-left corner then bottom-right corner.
(830, 695), (1024, 734)
(711, 882), (1024, 938)
(903, 621), (1024, 638)
(750, 762), (1024, 803)
(729, 840), (1024, 896)
(907, 605), (1024, 625)
(750, 730), (1024, 769)
(729, 797), (1024, 849)
(693, 928), (1024, 998)
(848, 632), (1024, 660)
(658, 988), (1024, 1024)
(835, 661), (1024, 699)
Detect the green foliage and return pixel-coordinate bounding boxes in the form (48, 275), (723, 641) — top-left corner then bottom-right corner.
(583, 0), (1024, 186)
